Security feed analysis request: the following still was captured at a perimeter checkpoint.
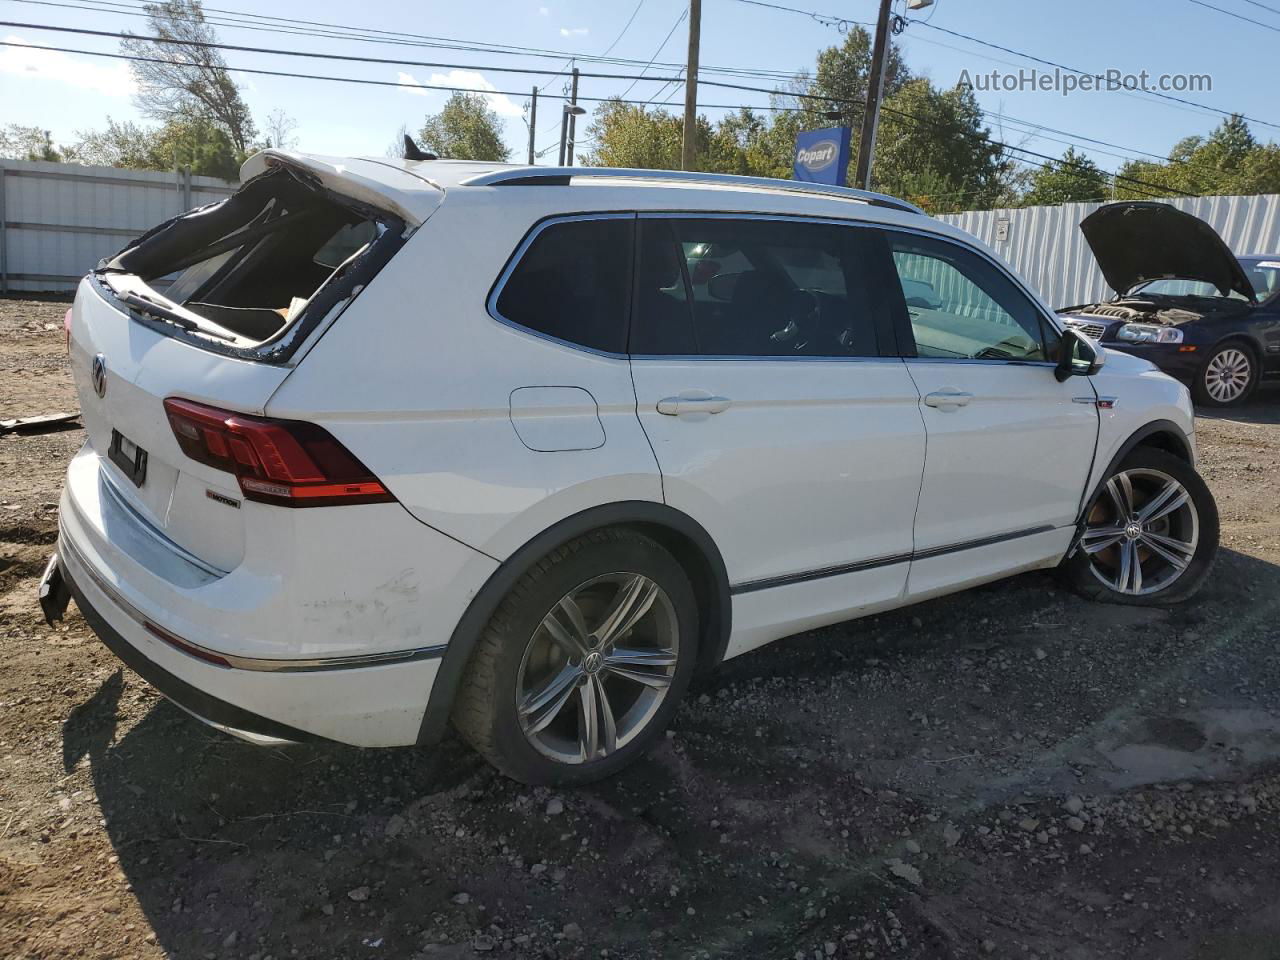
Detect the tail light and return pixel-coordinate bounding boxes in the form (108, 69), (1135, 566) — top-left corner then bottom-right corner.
(64, 308), (72, 354)
(163, 398), (395, 508)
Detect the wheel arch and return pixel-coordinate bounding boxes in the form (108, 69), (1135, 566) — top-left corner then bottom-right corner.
(1206, 331), (1264, 362)
(417, 501), (731, 745)
(1079, 419), (1192, 525)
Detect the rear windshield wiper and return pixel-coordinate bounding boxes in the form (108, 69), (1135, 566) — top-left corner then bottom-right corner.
(121, 291), (238, 342)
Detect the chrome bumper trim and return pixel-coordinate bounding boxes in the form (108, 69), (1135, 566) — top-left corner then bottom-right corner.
(59, 523), (447, 672)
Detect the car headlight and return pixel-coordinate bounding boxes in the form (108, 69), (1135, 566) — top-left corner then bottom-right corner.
(1116, 323), (1184, 344)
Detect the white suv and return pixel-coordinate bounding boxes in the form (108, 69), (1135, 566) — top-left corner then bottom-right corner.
(41, 152), (1219, 784)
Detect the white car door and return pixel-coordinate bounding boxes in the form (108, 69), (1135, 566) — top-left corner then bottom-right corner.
(628, 216), (927, 657)
(884, 229), (1100, 599)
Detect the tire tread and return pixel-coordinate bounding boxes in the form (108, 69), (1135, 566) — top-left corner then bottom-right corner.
(451, 528), (678, 781)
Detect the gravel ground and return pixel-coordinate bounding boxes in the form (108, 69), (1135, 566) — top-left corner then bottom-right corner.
(2, 295), (1279, 960)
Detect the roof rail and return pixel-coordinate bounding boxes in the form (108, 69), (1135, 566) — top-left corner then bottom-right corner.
(458, 166), (927, 216)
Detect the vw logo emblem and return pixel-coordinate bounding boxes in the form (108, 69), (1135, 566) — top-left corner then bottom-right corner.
(91, 353), (107, 398)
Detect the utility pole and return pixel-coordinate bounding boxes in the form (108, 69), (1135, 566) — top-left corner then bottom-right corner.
(566, 68), (581, 166)
(681, 0), (701, 171)
(854, 0), (893, 191)
(528, 86), (538, 165)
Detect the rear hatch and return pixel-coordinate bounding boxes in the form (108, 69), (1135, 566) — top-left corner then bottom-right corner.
(68, 152), (439, 571)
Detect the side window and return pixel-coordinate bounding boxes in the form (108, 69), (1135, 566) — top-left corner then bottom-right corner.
(888, 233), (1050, 362)
(494, 217), (633, 354)
(631, 217), (880, 358)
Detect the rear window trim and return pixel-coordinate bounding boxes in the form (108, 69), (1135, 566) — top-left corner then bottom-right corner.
(92, 169), (409, 366)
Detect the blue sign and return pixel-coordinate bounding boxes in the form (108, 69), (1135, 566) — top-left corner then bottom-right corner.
(793, 126), (852, 187)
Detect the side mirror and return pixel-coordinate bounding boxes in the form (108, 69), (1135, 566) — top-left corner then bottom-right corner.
(1054, 327), (1106, 382)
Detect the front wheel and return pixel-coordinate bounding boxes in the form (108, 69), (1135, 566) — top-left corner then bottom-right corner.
(452, 529), (699, 785)
(1194, 341), (1257, 407)
(1063, 448), (1218, 605)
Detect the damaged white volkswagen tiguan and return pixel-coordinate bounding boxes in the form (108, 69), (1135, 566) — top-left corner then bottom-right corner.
(41, 151), (1219, 784)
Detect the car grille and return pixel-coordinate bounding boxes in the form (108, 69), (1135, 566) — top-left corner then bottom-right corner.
(1064, 319), (1107, 340)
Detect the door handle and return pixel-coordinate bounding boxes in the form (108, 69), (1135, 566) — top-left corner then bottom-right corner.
(656, 395), (732, 416)
(923, 390), (973, 411)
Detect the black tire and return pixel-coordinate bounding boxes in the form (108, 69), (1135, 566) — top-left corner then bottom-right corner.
(1063, 447), (1218, 606)
(451, 528), (699, 785)
(1193, 340), (1258, 408)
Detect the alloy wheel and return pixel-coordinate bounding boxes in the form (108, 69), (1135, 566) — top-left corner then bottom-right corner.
(1204, 347), (1252, 404)
(1080, 468), (1200, 596)
(515, 573), (679, 764)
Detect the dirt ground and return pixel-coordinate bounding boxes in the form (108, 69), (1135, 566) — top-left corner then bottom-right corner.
(2, 295), (1280, 960)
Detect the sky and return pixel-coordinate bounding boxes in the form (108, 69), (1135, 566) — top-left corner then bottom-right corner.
(0, 0), (1276, 182)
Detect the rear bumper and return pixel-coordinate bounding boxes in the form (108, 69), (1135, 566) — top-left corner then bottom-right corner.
(53, 442), (499, 747)
(58, 531), (446, 747)
(62, 552), (326, 745)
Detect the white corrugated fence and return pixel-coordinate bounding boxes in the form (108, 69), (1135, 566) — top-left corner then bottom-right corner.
(938, 194), (1280, 308)
(0, 159), (235, 293)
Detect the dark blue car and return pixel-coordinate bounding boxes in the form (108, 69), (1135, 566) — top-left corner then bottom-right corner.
(1059, 202), (1280, 407)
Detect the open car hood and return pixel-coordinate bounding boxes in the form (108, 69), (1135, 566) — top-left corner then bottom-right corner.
(1080, 202), (1256, 300)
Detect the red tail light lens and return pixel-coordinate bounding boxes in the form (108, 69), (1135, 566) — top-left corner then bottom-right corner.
(64, 308), (72, 354)
(163, 398), (395, 508)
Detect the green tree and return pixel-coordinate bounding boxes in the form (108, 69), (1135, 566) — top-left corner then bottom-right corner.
(873, 80), (1008, 212)
(0, 124), (61, 161)
(417, 93), (510, 161)
(121, 0), (256, 154)
(1022, 147), (1111, 206)
(1114, 115), (1280, 199)
(69, 115), (240, 179)
(582, 99), (702, 170)
(582, 27), (1008, 211)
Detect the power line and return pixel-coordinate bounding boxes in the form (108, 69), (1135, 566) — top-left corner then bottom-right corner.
(876, 101), (1192, 199)
(0, 28), (1190, 197)
(3, 15), (1181, 177)
(0, 37), (1175, 200)
(599, 0), (647, 57)
(725, 0), (1280, 130)
(725, 0), (871, 29)
(5, 0), (800, 81)
(1239, 0), (1280, 15)
(1187, 0), (1280, 30)
(908, 18), (1280, 131)
(0, 21), (1191, 196)
(618, 7), (689, 100)
(0, 37), (799, 112)
(0, 18), (694, 83)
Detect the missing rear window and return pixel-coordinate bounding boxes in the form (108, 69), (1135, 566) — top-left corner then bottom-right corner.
(96, 166), (405, 362)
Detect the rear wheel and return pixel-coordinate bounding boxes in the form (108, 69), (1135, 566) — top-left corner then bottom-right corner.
(1194, 341), (1257, 407)
(452, 529), (698, 785)
(1063, 448), (1218, 605)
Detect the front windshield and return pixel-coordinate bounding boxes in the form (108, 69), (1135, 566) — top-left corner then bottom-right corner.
(1130, 276), (1251, 301)
(1240, 258), (1280, 300)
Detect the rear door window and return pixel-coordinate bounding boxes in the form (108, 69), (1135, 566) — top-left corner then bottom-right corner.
(494, 217), (634, 354)
(631, 217), (884, 357)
